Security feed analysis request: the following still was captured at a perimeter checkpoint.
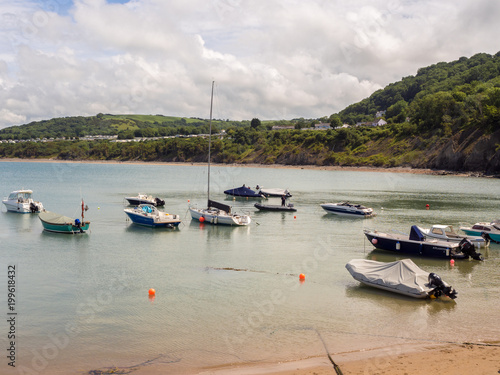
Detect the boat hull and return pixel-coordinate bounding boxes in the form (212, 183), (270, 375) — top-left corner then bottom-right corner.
(189, 207), (251, 226)
(124, 211), (181, 228)
(321, 203), (374, 218)
(40, 219), (90, 234)
(254, 203), (296, 212)
(364, 230), (466, 259)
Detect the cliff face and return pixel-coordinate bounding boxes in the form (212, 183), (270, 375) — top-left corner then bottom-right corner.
(429, 129), (500, 174)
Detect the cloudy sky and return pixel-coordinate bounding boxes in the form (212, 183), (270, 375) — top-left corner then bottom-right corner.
(1, 0), (499, 129)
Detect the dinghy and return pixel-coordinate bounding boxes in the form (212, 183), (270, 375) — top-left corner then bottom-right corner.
(254, 203), (297, 212)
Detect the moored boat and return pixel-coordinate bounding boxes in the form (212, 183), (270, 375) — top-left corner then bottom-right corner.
(364, 226), (483, 260)
(124, 204), (181, 228)
(125, 194), (165, 207)
(418, 224), (488, 248)
(224, 185), (265, 198)
(39, 211), (90, 234)
(346, 259), (457, 299)
(320, 201), (375, 218)
(257, 187), (292, 198)
(254, 202), (297, 212)
(460, 221), (500, 243)
(2, 189), (44, 213)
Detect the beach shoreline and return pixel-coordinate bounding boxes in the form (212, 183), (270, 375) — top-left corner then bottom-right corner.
(0, 157), (489, 177)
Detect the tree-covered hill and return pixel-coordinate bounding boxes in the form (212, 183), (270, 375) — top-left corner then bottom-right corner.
(1, 52), (500, 174)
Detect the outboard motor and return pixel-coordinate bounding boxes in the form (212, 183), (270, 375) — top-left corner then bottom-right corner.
(30, 202), (38, 213)
(74, 218), (84, 233)
(154, 197), (165, 207)
(429, 272), (458, 299)
(459, 238), (483, 260)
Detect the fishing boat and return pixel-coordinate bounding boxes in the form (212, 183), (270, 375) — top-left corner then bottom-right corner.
(460, 221), (500, 243)
(188, 82), (251, 226)
(257, 187), (292, 198)
(346, 259), (457, 299)
(124, 204), (181, 228)
(125, 194), (165, 207)
(2, 189), (44, 213)
(38, 201), (90, 234)
(224, 185), (265, 198)
(254, 202), (297, 212)
(364, 226), (483, 260)
(418, 224), (489, 248)
(320, 201), (375, 218)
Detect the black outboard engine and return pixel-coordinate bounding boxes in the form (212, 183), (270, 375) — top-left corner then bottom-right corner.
(459, 238), (483, 260)
(428, 272), (458, 299)
(154, 197), (165, 207)
(30, 202), (38, 213)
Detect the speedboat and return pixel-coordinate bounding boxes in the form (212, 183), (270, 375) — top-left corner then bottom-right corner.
(418, 224), (488, 248)
(124, 204), (181, 228)
(39, 211), (90, 234)
(346, 259), (457, 299)
(257, 187), (292, 198)
(125, 194), (165, 207)
(460, 221), (500, 243)
(190, 200), (251, 226)
(364, 226), (483, 260)
(2, 189), (44, 213)
(224, 185), (264, 198)
(320, 201), (375, 218)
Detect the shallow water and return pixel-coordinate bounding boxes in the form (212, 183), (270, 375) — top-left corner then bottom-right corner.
(0, 161), (499, 374)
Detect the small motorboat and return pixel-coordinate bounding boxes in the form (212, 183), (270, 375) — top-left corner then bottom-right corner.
(224, 185), (264, 198)
(418, 224), (488, 248)
(124, 204), (181, 228)
(257, 187), (292, 198)
(2, 189), (44, 213)
(346, 259), (457, 299)
(125, 194), (165, 207)
(364, 226), (483, 260)
(254, 202), (297, 212)
(39, 211), (90, 234)
(460, 221), (500, 244)
(190, 200), (251, 226)
(320, 201), (375, 218)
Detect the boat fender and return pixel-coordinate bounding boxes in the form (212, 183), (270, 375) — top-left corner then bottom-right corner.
(396, 241), (400, 250)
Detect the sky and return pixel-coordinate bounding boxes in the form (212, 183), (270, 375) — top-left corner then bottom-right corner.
(1, 0), (500, 129)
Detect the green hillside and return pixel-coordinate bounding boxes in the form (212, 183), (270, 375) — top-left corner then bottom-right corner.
(1, 52), (500, 174)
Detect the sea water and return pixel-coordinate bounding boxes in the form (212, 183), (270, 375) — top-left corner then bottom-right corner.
(0, 161), (499, 374)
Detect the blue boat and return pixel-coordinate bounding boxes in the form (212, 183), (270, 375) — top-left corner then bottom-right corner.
(124, 204), (181, 228)
(224, 185), (264, 198)
(364, 225), (483, 260)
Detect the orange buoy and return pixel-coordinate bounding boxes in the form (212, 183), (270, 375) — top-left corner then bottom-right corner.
(299, 273), (305, 281)
(199, 216), (205, 223)
(294, 216), (296, 219)
(188, 199), (190, 202)
(148, 288), (155, 296)
(450, 259), (455, 266)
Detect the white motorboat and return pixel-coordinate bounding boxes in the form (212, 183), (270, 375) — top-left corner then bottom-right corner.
(2, 189), (44, 213)
(125, 194), (165, 207)
(124, 204), (181, 228)
(418, 224), (489, 248)
(320, 201), (375, 218)
(346, 259), (457, 299)
(188, 82), (251, 226)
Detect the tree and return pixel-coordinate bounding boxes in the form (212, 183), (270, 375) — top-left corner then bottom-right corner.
(250, 118), (261, 129)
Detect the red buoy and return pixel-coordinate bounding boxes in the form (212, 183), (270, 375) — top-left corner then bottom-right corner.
(299, 273), (305, 281)
(199, 216), (205, 223)
(148, 288), (155, 296)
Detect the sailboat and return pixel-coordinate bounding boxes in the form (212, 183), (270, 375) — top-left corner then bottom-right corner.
(189, 82), (251, 226)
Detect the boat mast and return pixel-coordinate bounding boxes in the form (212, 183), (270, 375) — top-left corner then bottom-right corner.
(207, 81), (214, 206)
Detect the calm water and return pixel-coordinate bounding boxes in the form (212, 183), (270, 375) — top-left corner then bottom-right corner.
(0, 161), (499, 374)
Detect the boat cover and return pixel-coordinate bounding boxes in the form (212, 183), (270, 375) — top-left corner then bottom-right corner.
(346, 259), (434, 297)
(39, 211), (74, 224)
(409, 225), (425, 241)
(224, 186), (263, 197)
(208, 199), (231, 213)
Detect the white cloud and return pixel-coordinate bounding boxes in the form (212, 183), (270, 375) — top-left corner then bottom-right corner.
(0, 0), (499, 128)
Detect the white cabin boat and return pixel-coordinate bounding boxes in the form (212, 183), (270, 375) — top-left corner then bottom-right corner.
(2, 190), (44, 213)
(418, 224), (488, 248)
